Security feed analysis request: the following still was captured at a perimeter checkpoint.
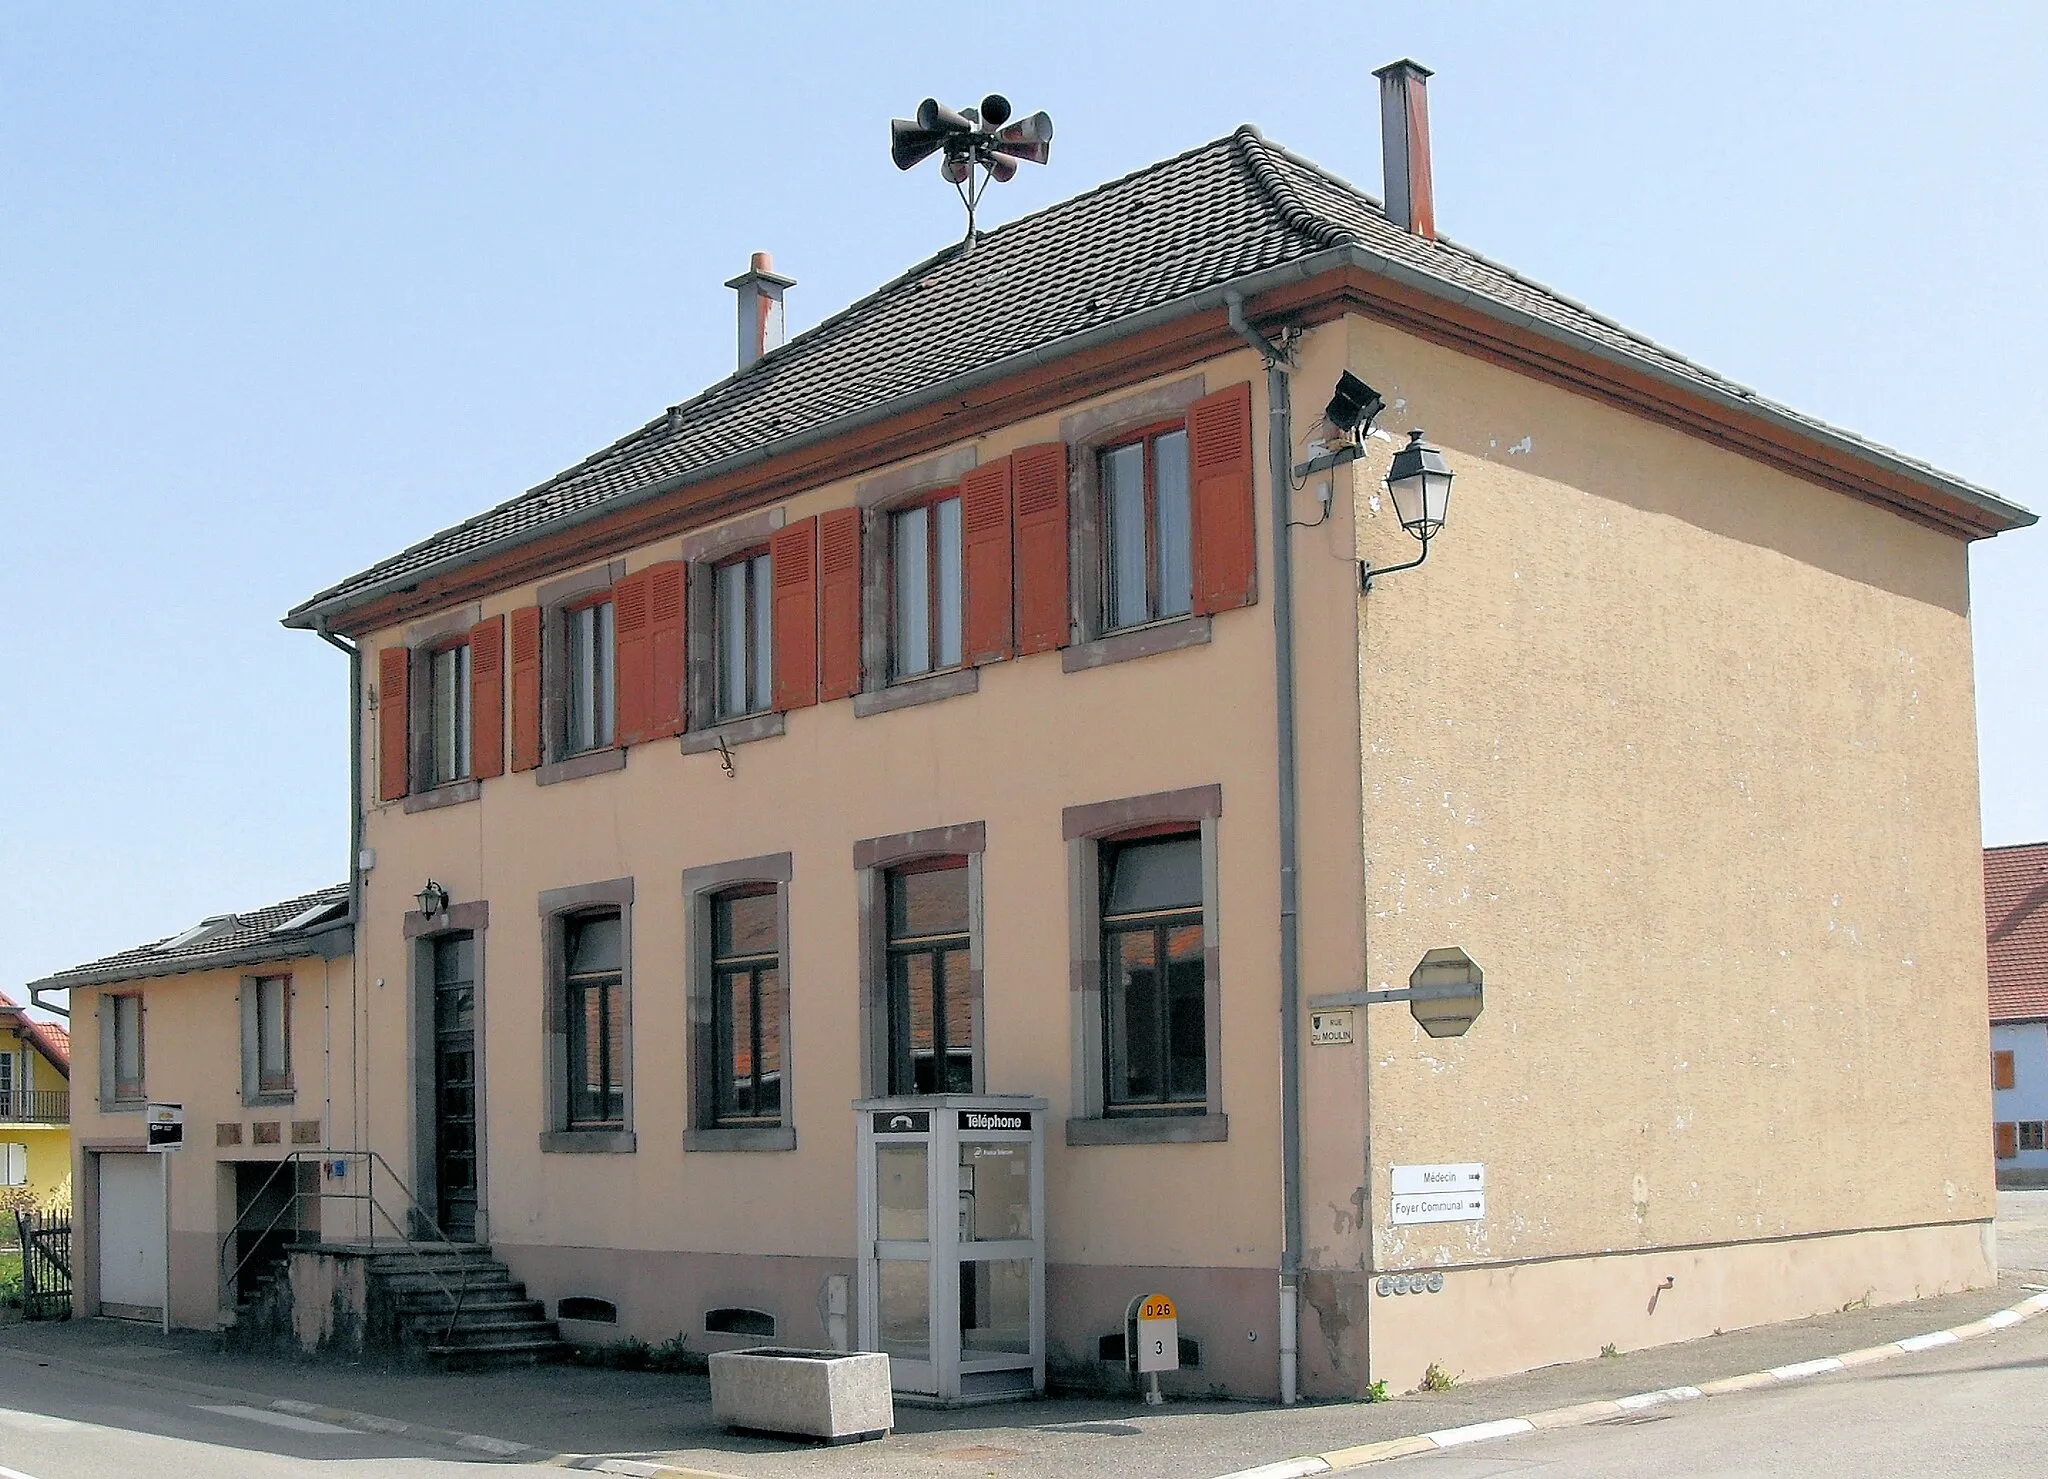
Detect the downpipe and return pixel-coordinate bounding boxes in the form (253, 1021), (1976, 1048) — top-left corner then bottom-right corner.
(1228, 293), (1306, 1406)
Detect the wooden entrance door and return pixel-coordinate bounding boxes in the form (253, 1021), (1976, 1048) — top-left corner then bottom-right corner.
(431, 933), (479, 1241)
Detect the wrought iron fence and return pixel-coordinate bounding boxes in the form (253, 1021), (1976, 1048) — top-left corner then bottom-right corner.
(12, 1208), (72, 1320)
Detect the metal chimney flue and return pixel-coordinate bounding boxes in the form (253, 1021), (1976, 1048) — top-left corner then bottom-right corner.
(1373, 58), (1436, 240)
(726, 251), (795, 371)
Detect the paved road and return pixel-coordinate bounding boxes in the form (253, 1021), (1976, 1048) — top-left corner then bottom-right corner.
(0, 1357), (554, 1478)
(1391, 1302), (2048, 1477)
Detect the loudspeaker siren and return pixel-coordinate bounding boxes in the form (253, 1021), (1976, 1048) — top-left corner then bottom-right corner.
(980, 93), (1013, 128)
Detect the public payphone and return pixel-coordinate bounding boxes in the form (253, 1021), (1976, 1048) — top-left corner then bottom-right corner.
(854, 1095), (1047, 1404)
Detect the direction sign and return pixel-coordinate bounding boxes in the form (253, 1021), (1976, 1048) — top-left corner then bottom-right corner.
(1390, 1190), (1485, 1226)
(1390, 1163), (1483, 1196)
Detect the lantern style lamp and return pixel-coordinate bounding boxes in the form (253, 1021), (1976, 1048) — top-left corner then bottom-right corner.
(1360, 429), (1455, 590)
(415, 879), (449, 919)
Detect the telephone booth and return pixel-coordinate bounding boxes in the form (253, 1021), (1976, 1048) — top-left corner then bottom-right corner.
(854, 1094), (1047, 1404)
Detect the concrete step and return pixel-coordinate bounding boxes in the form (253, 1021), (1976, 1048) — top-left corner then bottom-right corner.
(427, 1336), (569, 1369)
(430, 1318), (562, 1347)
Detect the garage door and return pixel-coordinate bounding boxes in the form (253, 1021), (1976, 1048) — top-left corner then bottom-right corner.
(97, 1152), (163, 1320)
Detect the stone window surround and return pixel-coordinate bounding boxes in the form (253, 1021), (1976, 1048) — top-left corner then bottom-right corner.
(534, 561), (628, 787)
(682, 508), (787, 750)
(95, 989), (146, 1114)
(853, 821), (988, 1100)
(683, 852), (797, 1153)
(404, 899), (493, 1236)
(537, 878), (637, 1154)
(1062, 784), (1228, 1146)
(854, 447), (981, 715)
(1058, 373), (1213, 674)
(239, 970), (296, 1108)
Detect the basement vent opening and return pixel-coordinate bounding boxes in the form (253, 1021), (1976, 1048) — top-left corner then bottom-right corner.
(557, 1296), (618, 1324)
(704, 1306), (776, 1338)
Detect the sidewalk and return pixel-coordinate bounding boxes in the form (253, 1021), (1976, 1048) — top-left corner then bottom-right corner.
(6, 1258), (2044, 1479)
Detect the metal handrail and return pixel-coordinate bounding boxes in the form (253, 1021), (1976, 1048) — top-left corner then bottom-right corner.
(0, 1089), (69, 1123)
(217, 1149), (477, 1344)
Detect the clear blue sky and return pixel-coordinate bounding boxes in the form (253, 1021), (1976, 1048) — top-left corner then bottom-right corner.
(4, 2), (2043, 1004)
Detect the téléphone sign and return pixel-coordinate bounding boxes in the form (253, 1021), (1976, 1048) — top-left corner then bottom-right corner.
(1389, 1162), (1483, 1226)
(958, 1110), (1030, 1133)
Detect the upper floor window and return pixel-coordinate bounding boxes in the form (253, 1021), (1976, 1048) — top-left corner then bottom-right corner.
(890, 491), (963, 680)
(1101, 425), (1191, 632)
(1100, 834), (1205, 1113)
(254, 974), (292, 1094)
(564, 911), (625, 1127)
(565, 598), (616, 754)
(715, 552), (773, 720)
(427, 642), (472, 785)
(711, 888), (782, 1126)
(110, 992), (145, 1103)
(886, 861), (973, 1094)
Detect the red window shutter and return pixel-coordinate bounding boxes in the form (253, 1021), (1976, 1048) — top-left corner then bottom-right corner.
(613, 568), (653, 746)
(376, 646), (410, 801)
(647, 560), (686, 738)
(771, 516), (819, 712)
(1997, 1122), (2019, 1160)
(961, 456), (1014, 665)
(1187, 381), (1258, 615)
(469, 615), (505, 780)
(1011, 442), (1069, 655)
(509, 606), (542, 773)
(817, 508), (862, 701)
(1994, 1051), (2016, 1091)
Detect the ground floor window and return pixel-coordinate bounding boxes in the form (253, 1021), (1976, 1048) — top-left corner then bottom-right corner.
(564, 911), (625, 1127)
(886, 860), (973, 1095)
(711, 887), (782, 1126)
(2023, 1122), (2046, 1152)
(1100, 833), (1205, 1113)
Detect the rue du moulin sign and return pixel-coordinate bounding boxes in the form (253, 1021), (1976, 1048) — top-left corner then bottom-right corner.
(1389, 1162), (1485, 1226)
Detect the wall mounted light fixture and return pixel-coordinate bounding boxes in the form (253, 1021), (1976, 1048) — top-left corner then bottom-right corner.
(415, 879), (449, 918)
(1360, 428), (1455, 591)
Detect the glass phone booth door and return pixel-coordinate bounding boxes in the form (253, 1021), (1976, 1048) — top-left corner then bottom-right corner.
(855, 1094), (1046, 1405)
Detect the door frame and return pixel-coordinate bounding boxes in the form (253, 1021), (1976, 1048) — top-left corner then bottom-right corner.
(87, 1145), (164, 1321)
(405, 900), (491, 1243)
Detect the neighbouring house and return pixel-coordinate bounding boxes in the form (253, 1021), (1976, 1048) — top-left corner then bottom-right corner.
(27, 885), (352, 1326)
(0, 991), (71, 1209)
(40, 60), (2035, 1397)
(1989, 842), (2048, 1187)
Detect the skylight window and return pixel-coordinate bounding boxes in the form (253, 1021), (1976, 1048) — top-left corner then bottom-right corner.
(153, 915), (239, 953)
(272, 899), (348, 935)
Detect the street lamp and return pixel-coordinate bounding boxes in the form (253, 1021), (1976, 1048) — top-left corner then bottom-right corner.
(415, 880), (449, 919)
(1360, 429), (1455, 591)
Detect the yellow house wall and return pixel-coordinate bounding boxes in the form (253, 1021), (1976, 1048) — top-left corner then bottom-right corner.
(3, 1036), (73, 1208)
(69, 957), (350, 1328)
(1327, 310), (1994, 1387)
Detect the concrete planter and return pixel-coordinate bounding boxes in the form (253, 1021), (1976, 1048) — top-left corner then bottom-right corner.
(708, 1347), (894, 1443)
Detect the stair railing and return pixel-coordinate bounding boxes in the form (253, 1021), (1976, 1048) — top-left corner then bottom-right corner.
(217, 1148), (477, 1344)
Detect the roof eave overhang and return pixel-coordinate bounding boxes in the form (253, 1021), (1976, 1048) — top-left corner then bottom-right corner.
(26, 921), (355, 996)
(287, 242), (2033, 634)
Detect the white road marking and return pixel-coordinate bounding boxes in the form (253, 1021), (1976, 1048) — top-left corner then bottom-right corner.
(1769, 1357), (1845, 1380)
(196, 1403), (355, 1434)
(1896, 1330), (1960, 1352)
(1428, 1418), (1535, 1447)
(2, 1463), (53, 1479)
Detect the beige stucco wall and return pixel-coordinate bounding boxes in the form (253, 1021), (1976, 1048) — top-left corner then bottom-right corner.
(69, 957), (349, 1326)
(350, 334), (1380, 1388)
(1312, 309), (1995, 1386)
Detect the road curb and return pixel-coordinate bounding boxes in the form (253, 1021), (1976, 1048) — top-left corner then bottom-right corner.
(1211, 1288), (2048, 1477)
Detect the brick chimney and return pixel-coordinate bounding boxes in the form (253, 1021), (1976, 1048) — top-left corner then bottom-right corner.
(725, 251), (795, 371)
(1373, 59), (1436, 239)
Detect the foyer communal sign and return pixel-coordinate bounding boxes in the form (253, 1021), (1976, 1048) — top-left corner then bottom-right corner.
(1390, 1162), (1484, 1226)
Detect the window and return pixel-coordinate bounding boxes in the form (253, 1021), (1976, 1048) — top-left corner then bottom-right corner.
(1100, 834), (1206, 1113)
(427, 642), (472, 785)
(0, 1143), (24, 1187)
(111, 993), (144, 1102)
(890, 491), (964, 679)
(1994, 1050), (2016, 1091)
(0, 1052), (11, 1117)
(711, 888), (782, 1126)
(685, 854), (793, 1151)
(885, 861), (973, 1094)
(1100, 424), (1191, 631)
(564, 912), (625, 1127)
(242, 973), (292, 1098)
(565, 599), (616, 754)
(715, 552), (773, 719)
(2023, 1122), (2047, 1152)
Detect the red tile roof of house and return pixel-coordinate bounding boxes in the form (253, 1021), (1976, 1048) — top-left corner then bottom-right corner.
(0, 990), (71, 1076)
(1988, 842), (2048, 1022)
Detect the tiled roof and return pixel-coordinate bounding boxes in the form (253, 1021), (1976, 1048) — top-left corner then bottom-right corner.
(287, 127), (2031, 628)
(1989, 843), (2048, 1022)
(0, 991), (71, 1074)
(25, 883), (351, 994)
